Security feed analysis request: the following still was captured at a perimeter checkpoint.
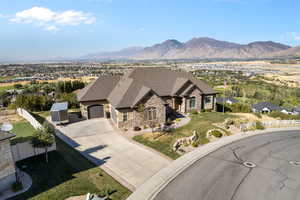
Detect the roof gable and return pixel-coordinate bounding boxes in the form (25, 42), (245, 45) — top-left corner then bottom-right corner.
(77, 75), (121, 102)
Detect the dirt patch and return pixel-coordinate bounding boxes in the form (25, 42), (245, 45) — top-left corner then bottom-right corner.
(0, 110), (24, 124)
(65, 195), (85, 200)
(231, 113), (275, 122)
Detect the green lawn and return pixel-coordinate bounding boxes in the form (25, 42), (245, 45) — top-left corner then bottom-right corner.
(0, 85), (14, 92)
(10, 121), (36, 145)
(133, 112), (235, 160)
(11, 138), (131, 200)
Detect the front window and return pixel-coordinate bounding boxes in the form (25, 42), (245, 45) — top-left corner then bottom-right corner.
(144, 107), (157, 121)
(205, 96), (212, 104)
(189, 97), (196, 109)
(123, 112), (128, 122)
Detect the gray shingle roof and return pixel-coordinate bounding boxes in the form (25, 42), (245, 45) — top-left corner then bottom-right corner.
(77, 75), (121, 102)
(78, 68), (217, 108)
(51, 102), (68, 111)
(252, 102), (283, 112)
(0, 130), (15, 141)
(294, 106), (300, 112)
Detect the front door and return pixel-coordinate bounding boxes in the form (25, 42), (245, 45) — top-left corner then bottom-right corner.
(174, 97), (182, 111)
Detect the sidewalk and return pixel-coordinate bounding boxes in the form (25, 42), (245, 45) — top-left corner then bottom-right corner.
(127, 127), (300, 200)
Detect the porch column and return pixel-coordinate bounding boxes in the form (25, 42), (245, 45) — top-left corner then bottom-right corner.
(172, 97), (176, 109)
(181, 97), (186, 113)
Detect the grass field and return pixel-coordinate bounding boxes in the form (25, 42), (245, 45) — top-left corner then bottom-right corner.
(133, 112), (235, 160)
(10, 121), (36, 144)
(0, 85), (14, 92)
(10, 112), (131, 200)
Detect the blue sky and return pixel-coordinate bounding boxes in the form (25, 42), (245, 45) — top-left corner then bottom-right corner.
(0, 0), (300, 60)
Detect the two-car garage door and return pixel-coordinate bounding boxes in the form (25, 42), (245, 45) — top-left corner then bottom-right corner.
(88, 105), (104, 119)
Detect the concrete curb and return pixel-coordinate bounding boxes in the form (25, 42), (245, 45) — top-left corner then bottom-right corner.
(127, 127), (300, 200)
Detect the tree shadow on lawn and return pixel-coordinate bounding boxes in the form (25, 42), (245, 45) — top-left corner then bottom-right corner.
(9, 139), (113, 200)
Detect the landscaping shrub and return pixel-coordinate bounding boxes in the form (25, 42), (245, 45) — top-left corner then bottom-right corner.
(12, 180), (23, 192)
(191, 141), (199, 147)
(255, 121), (265, 130)
(211, 130), (223, 138)
(134, 126), (141, 131)
(227, 103), (252, 113)
(190, 109), (199, 115)
(175, 118), (181, 122)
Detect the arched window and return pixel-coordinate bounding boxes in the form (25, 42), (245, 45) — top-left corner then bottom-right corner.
(144, 107), (157, 121)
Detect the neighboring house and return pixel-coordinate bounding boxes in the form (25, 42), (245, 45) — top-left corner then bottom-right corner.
(252, 102), (288, 114)
(293, 106), (300, 115)
(0, 131), (16, 192)
(216, 97), (239, 105)
(77, 68), (217, 129)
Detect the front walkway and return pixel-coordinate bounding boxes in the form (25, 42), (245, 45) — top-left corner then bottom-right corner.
(54, 118), (171, 191)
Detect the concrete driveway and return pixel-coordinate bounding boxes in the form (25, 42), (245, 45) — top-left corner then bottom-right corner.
(54, 118), (171, 191)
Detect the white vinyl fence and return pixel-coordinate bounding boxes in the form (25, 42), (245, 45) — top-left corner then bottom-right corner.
(241, 120), (300, 131)
(16, 108), (42, 130)
(13, 108), (56, 161)
(262, 120), (300, 128)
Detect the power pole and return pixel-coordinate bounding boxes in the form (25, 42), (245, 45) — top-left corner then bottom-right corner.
(223, 80), (226, 114)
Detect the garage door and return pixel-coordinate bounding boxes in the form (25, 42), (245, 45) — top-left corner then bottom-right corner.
(88, 105), (104, 119)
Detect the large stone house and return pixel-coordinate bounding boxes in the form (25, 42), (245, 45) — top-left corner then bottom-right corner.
(77, 68), (217, 129)
(0, 131), (16, 191)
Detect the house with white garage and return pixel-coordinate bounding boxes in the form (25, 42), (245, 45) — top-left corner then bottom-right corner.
(77, 68), (217, 129)
(252, 102), (289, 114)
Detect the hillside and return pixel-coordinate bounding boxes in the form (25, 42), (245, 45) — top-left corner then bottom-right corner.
(268, 45), (300, 58)
(81, 37), (291, 60)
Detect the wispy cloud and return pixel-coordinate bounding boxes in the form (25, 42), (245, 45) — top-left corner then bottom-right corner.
(10, 7), (96, 32)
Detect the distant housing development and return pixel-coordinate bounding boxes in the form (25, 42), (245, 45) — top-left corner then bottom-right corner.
(77, 68), (217, 129)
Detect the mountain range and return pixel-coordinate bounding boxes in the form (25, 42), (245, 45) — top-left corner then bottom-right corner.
(81, 37), (300, 60)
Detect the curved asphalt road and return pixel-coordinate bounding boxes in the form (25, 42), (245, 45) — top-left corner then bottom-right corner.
(155, 130), (300, 200)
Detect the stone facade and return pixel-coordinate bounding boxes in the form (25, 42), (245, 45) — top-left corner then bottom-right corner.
(117, 93), (166, 129)
(0, 139), (16, 191)
(186, 87), (203, 112)
(80, 100), (108, 119)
